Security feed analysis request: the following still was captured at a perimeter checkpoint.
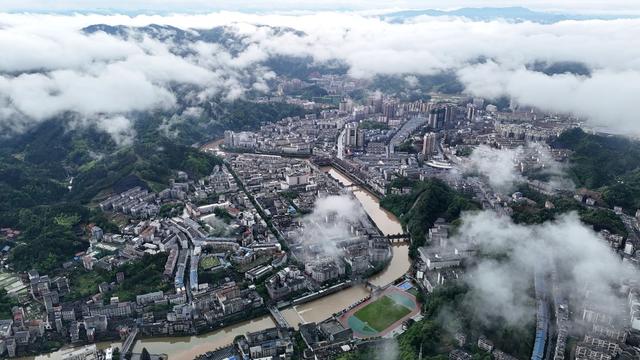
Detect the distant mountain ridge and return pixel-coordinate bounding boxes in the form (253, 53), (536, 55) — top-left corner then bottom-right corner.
(82, 24), (304, 56)
(382, 6), (639, 23)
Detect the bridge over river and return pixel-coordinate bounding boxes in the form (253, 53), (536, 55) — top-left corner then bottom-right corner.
(269, 306), (290, 328)
(121, 328), (139, 355)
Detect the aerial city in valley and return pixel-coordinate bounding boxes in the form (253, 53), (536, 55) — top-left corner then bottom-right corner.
(0, 1), (640, 360)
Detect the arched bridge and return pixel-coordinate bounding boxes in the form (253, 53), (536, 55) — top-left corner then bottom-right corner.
(385, 233), (410, 243)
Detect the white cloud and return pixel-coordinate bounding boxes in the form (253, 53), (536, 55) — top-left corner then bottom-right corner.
(0, 25), (143, 73)
(404, 75), (419, 88)
(94, 115), (136, 146)
(0, 17), (279, 139)
(295, 194), (366, 259)
(0, 68), (175, 120)
(464, 145), (522, 192)
(462, 143), (573, 193)
(458, 62), (640, 134)
(1, 11), (640, 140)
(453, 210), (636, 326)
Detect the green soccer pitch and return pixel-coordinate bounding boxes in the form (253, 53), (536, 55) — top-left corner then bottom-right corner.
(352, 295), (412, 332)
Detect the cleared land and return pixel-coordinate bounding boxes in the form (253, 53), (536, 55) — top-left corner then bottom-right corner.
(353, 295), (411, 332)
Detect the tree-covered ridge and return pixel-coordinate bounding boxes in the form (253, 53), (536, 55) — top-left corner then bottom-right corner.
(262, 55), (349, 79)
(370, 72), (462, 100)
(69, 135), (222, 202)
(287, 84), (329, 100)
(0, 289), (19, 318)
(158, 99), (307, 146)
(554, 128), (640, 211)
(0, 120), (224, 206)
(0, 119), (225, 272)
(66, 253), (170, 302)
(511, 185), (628, 236)
(380, 179), (480, 253)
(0, 118), (118, 169)
(215, 100), (307, 133)
(0, 120), (119, 218)
(0, 155), (67, 215)
(7, 203), (116, 273)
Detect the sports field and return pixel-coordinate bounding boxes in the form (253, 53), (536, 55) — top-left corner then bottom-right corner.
(354, 295), (411, 331)
(199, 256), (221, 270)
(340, 286), (419, 338)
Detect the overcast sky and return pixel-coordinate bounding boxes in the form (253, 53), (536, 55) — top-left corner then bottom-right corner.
(2, 1), (640, 15)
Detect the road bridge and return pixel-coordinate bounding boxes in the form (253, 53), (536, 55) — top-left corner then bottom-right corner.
(320, 158), (386, 200)
(364, 281), (381, 292)
(121, 327), (139, 355)
(371, 234), (410, 244)
(386, 233), (410, 243)
(269, 306), (290, 328)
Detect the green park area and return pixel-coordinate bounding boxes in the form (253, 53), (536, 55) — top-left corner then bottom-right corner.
(353, 295), (412, 332)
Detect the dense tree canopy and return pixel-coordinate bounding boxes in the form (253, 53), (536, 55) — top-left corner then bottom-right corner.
(511, 185), (627, 236)
(0, 289), (18, 318)
(66, 253), (170, 302)
(554, 128), (640, 211)
(0, 117), (224, 272)
(381, 179), (480, 254)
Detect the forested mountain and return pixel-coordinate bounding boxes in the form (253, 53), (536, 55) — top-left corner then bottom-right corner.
(553, 128), (640, 211)
(380, 179), (480, 254)
(0, 116), (222, 271)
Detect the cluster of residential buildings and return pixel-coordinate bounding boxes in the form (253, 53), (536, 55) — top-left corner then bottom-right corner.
(99, 186), (159, 219)
(226, 153), (391, 286)
(0, 159), (296, 357)
(298, 319), (354, 359)
(224, 111), (348, 156)
(265, 266), (308, 301)
(196, 326), (296, 360)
